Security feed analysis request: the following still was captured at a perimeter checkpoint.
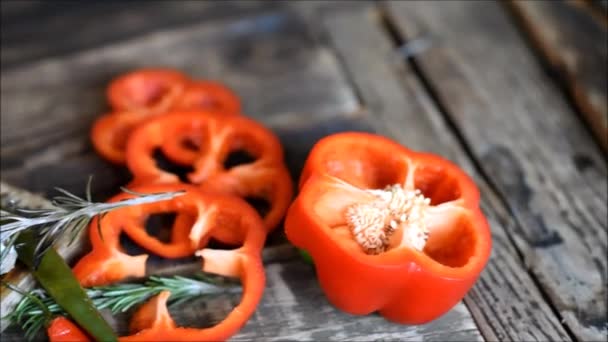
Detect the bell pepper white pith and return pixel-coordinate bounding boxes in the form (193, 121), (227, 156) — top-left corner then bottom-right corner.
(345, 184), (431, 254)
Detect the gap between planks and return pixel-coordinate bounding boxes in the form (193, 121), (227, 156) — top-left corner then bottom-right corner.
(505, 0), (608, 152)
(318, 2), (581, 341)
(376, 5), (579, 341)
(381, 1), (607, 341)
(0, 1), (279, 69)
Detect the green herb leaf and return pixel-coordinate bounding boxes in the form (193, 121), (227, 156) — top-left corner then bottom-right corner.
(0, 182), (184, 274)
(5, 273), (241, 339)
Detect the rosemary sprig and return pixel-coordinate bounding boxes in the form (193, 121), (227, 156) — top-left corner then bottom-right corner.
(0, 178), (184, 270)
(5, 273), (241, 339)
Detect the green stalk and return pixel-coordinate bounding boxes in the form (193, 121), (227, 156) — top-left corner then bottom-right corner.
(298, 249), (314, 265)
(15, 230), (117, 342)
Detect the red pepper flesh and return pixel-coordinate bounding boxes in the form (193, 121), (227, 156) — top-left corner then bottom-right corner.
(92, 69), (241, 164)
(125, 111), (293, 238)
(285, 132), (492, 324)
(107, 68), (188, 115)
(47, 317), (92, 342)
(65, 183), (267, 341)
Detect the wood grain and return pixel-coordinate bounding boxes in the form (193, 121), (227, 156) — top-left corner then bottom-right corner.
(322, 5), (571, 342)
(233, 261), (482, 342)
(0, 1), (275, 68)
(107, 261), (482, 341)
(2, 1), (605, 341)
(385, 1), (607, 340)
(0, 4), (475, 341)
(41, 262), (484, 341)
(509, 0), (608, 151)
(0, 9), (360, 202)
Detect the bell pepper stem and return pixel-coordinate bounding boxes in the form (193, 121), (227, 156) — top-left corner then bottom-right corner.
(298, 249), (314, 265)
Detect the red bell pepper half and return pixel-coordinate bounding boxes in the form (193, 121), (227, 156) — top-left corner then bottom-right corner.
(285, 132), (492, 324)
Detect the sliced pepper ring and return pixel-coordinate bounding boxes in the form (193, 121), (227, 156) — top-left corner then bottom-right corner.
(51, 245), (265, 342)
(120, 223), (266, 341)
(126, 111), (293, 237)
(170, 81), (241, 115)
(62, 184), (267, 342)
(285, 132), (491, 324)
(72, 183), (266, 286)
(121, 209), (206, 259)
(47, 316), (92, 342)
(160, 81), (241, 165)
(95, 69), (242, 164)
(90, 111), (147, 164)
(107, 68), (188, 115)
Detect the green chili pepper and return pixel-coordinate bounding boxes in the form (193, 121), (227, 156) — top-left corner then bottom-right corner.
(15, 230), (117, 342)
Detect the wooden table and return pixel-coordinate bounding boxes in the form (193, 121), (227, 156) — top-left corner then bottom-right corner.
(1, 1), (606, 341)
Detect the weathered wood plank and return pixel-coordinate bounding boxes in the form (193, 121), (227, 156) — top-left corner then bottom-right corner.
(0, 1), (275, 68)
(0, 9), (360, 202)
(508, 0), (608, 151)
(321, 5), (571, 342)
(1, 183), (479, 341)
(106, 261), (483, 341)
(385, 1), (607, 341)
(232, 261), (482, 342)
(64, 261), (485, 341)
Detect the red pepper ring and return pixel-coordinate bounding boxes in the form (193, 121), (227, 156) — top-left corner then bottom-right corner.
(120, 229), (266, 341)
(198, 164), (293, 243)
(51, 248), (265, 342)
(72, 183), (266, 286)
(113, 181), (207, 259)
(121, 212), (208, 259)
(47, 317), (92, 342)
(171, 81), (241, 115)
(126, 111), (293, 237)
(72, 212), (148, 288)
(90, 111), (147, 164)
(60, 184), (267, 342)
(285, 132), (491, 324)
(107, 68), (188, 115)
(160, 81), (242, 165)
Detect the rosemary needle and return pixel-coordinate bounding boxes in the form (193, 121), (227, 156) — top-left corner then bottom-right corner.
(5, 274), (241, 339)
(0, 179), (184, 272)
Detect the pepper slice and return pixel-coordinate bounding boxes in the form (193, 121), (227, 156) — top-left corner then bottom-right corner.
(120, 204), (266, 341)
(122, 211), (206, 259)
(285, 132), (491, 324)
(72, 183), (267, 286)
(107, 68), (188, 115)
(160, 82), (242, 165)
(90, 111), (147, 164)
(71, 184), (198, 285)
(171, 81), (241, 114)
(125, 111), (293, 239)
(47, 317), (92, 342)
(93, 69), (241, 164)
(51, 241), (265, 342)
(61, 184), (267, 342)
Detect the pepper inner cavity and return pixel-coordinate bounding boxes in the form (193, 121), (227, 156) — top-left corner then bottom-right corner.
(344, 184), (431, 255)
